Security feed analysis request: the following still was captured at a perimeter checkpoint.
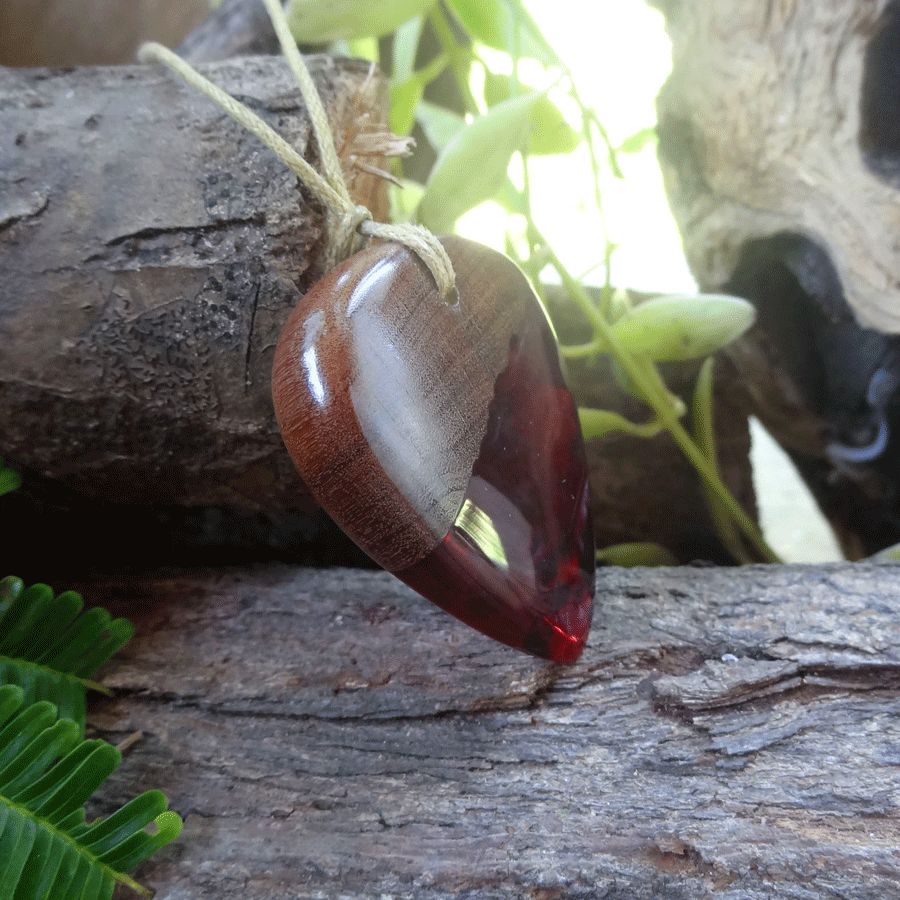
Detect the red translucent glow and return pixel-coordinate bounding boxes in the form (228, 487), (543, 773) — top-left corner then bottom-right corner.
(396, 319), (595, 663)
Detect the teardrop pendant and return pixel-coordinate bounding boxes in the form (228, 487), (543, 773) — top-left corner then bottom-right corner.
(272, 235), (595, 662)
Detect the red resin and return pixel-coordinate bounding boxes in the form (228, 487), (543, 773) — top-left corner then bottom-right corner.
(396, 318), (595, 663)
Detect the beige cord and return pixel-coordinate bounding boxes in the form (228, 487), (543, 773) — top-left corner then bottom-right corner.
(138, 1), (455, 297)
(260, 0), (349, 204)
(360, 221), (456, 301)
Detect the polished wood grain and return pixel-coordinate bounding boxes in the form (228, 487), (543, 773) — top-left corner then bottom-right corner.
(271, 236), (540, 571)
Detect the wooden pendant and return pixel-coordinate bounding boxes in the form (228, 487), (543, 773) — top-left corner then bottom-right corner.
(272, 235), (595, 662)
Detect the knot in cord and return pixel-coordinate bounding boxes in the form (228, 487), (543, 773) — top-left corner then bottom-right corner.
(326, 205), (373, 273)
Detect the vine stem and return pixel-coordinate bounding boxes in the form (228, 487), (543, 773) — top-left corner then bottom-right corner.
(544, 238), (781, 564)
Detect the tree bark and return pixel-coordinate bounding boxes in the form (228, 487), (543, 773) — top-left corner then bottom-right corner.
(85, 562), (900, 899)
(0, 56), (388, 511)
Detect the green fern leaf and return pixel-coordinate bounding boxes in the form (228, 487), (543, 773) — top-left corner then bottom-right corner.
(0, 578), (134, 734)
(0, 458), (21, 497)
(0, 684), (182, 900)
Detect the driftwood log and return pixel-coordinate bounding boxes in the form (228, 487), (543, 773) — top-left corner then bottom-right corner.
(0, 56), (388, 511)
(85, 562), (900, 898)
(654, 0), (900, 333)
(653, 0), (900, 557)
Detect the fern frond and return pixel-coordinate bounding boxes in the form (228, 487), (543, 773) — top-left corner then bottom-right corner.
(0, 458), (21, 497)
(0, 578), (134, 734)
(0, 684), (182, 900)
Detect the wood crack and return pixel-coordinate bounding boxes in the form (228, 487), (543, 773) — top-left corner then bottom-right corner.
(651, 655), (900, 713)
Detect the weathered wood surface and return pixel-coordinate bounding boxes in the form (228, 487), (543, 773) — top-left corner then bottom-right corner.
(653, 0), (900, 558)
(653, 0), (897, 333)
(86, 562), (900, 898)
(0, 56), (388, 510)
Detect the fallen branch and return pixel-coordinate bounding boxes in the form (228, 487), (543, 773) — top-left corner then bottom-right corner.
(87, 562), (900, 898)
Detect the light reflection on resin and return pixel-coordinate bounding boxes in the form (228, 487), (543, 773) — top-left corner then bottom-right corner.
(396, 319), (595, 663)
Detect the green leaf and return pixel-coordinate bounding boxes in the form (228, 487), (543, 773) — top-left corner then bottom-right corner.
(286, 0), (438, 41)
(611, 293), (756, 362)
(392, 14), (425, 81)
(595, 542), (679, 567)
(480, 69), (508, 109)
(390, 78), (424, 138)
(524, 95), (580, 155)
(80, 792), (170, 857)
(344, 35), (379, 62)
(415, 99), (464, 151)
(482, 73), (579, 155)
(446, 0), (552, 62)
(418, 91), (540, 232)
(0, 688), (182, 900)
(0, 458), (21, 497)
(0, 578), (135, 734)
(96, 811), (183, 872)
(0, 719), (80, 798)
(390, 52), (451, 138)
(617, 126), (657, 155)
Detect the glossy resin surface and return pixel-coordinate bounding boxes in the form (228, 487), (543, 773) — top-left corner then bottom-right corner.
(272, 236), (595, 661)
(397, 316), (595, 663)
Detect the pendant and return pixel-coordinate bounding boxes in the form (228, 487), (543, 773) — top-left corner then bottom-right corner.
(272, 236), (595, 662)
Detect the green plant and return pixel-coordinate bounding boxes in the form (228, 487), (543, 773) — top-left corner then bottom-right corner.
(287, 0), (779, 563)
(0, 567), (181, 895)
(0, 459), (21, 498)
(0, 683), (181, 899)
(0, 578), (134, 736)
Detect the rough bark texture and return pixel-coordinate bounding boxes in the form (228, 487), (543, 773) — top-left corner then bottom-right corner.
(0, 56), (388, 510)
(84, 562), (900, 899)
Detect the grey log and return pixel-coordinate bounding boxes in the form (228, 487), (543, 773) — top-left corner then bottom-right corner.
(177, 0), (280, 63)
(0, 57), (388, 510)
(85, 562), (900, 898)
